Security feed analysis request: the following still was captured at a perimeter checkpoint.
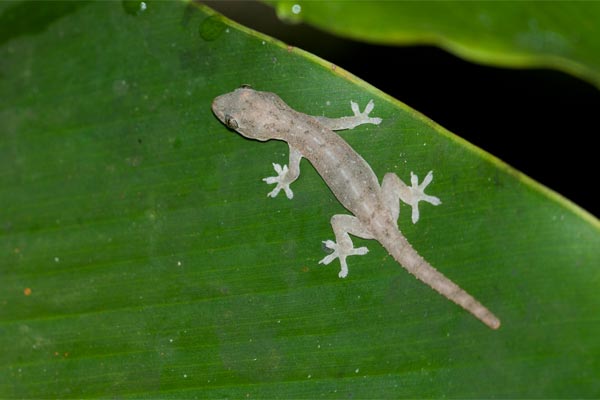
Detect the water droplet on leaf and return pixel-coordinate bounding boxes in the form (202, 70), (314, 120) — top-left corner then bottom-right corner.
(199, 16), (226, 41)
(122, 0), (147, 16)
(276, 2), (303, 24)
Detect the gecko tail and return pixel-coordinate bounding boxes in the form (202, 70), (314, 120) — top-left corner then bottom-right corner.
(380, 229), (501, 330)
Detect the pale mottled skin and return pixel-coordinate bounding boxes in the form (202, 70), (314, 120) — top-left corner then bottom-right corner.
(212, 87), (500, 330)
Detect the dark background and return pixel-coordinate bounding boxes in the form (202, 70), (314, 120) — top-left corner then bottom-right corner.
(207, 1), (599, 217)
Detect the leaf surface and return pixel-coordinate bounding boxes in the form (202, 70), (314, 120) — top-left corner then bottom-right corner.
(1, 1), (598, 398)
(270, 0), (600, 88)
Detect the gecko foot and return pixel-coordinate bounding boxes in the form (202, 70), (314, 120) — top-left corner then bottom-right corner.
(318, 240), (368, 278)
(407, 171), (442, 224)
(263, 163), (294, 199)
(350, 100), (382, 126)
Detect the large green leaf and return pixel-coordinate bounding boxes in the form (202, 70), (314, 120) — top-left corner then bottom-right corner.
(1, 1), (598, 398)
(270, 1), (600, 89)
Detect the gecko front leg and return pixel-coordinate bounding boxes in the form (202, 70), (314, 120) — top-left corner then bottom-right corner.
(319, 215), (373, 278)
(314, 100), (382, 131)
(263, 144), (302, 199)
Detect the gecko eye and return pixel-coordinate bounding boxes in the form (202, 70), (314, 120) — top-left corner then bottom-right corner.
(224, 114), (239, 130)
(239, 84), (252, 89)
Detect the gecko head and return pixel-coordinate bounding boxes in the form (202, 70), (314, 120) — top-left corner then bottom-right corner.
(212, 86), (287, 141)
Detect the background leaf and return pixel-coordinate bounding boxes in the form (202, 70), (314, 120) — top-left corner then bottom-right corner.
(1, 1), (599, 398)
(269, 0), (600, 89)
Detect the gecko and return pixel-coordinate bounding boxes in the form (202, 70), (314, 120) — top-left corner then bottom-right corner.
(212, 86), (500, 330)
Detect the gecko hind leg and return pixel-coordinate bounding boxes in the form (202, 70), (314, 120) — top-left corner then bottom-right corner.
(319, 215), (373, 278)
(382, 171), (442, 224)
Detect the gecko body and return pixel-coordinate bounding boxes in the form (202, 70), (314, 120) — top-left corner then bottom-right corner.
(212, 86), (500, 330)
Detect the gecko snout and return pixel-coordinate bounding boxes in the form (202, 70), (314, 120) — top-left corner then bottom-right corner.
(211, 96), (226, 121)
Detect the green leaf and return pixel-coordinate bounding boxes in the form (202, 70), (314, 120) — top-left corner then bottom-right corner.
(1, 1), (598, 398)
(269, 0), (600, 89)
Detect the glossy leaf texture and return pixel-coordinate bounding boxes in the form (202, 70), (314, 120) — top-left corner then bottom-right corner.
(270, 1), (600, 89)
(1, 1), (599, 398)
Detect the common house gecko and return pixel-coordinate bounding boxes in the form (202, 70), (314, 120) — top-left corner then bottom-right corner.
(212, 86), (500, 330)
